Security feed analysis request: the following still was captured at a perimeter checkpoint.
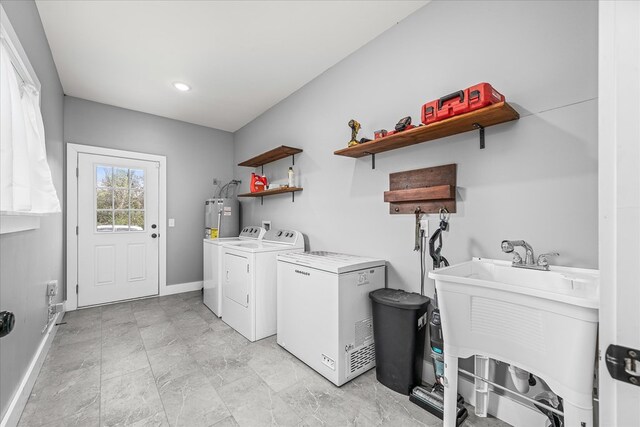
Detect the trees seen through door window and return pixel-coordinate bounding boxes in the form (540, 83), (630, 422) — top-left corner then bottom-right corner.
(95, 165), (145, 232)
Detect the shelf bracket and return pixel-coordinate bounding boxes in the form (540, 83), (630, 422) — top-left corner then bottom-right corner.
(473, 123), (485, 149)
(261, 196), (263, 206)
(261, 165), (264, 175)
(291, 154), (295, 166)
(292, 192), (295, 203)
(365, 152), (375, 170)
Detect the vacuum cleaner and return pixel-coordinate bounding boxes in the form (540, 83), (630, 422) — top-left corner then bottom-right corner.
(409, 209), (468, 425)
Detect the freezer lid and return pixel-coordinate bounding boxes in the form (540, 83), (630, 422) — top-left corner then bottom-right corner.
(277, 251), (386, 274)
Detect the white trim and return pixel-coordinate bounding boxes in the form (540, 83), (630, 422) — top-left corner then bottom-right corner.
(160, 281), (203, 296)
(420, 360), (546, 427)
(0, 216), (40, 234)
(598, 0), (640, 424)
(66, 143), (167, 311)
(0, 312), (63, 427)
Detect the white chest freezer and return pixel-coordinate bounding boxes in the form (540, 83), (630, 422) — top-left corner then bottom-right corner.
(276, 251), (386, 386)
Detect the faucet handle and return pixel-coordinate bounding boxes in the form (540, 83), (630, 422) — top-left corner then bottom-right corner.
(512, 251), (523, 265)
(537, 252), (559, 267)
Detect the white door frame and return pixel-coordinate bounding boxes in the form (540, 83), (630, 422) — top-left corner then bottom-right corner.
(598, 0), (640, 424)
(66, 143), (167, 311)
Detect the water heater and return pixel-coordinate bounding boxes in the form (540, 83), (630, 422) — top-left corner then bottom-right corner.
(204, 198), (239, 239)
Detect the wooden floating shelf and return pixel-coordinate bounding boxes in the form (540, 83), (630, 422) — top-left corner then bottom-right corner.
(384, 185), (455, 203)
(334, 102), (519, 159)
(238, 145), (303, 167)
(238, 187), (303, 198)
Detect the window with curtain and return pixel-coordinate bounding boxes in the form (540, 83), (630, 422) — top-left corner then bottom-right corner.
(0, 9), (61, 222)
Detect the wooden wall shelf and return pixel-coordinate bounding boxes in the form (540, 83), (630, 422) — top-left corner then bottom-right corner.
(384, 185), (455, 203)
(334, 102), (519, 167)
(238, 146), (302, 168)
(238, 186), (302, 204)
(238, 145), (303, 203)
(386, 164), (457, 214)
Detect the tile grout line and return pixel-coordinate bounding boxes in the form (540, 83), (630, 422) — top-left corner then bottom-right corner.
(166, 298), (243, 426)
(138, 304), (172, 426)
(220, 341), (309, 425)
(160, 296), (237, 426)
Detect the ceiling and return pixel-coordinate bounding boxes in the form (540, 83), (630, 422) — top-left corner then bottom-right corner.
(36, 1), (427, 132)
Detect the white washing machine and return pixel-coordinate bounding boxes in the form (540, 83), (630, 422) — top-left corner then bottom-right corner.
(276, 251), (386, 386)
(203, 226), (266, 316)
(221, 229), (304, 341)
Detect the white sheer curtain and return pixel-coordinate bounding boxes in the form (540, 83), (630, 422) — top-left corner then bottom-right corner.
(0, 39), (61, 214)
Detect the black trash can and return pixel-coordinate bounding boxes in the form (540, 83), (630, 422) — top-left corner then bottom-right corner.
(369, 288), (430, 395)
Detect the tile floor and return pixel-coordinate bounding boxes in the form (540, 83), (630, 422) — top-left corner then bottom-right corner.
(19, 291), (510, 427)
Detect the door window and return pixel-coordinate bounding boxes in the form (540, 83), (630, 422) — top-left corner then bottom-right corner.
(95, 165), (145, 232)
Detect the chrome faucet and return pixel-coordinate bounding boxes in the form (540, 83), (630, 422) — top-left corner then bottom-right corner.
(501, 240), (558, 271)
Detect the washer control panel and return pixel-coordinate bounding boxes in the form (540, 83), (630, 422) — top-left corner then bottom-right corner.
(239, 226), (266, 239)
(264, 229), (302, 245)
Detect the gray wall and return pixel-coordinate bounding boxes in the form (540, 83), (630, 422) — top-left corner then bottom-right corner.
(0, 0), (64, 419)
(234, 0), (599, 300)
(64, 97), (235, 286)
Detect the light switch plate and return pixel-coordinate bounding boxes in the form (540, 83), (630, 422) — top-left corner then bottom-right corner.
(168, 218), (175, 227)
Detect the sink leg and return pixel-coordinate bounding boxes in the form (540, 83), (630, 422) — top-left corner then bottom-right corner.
(444, 354), (459, 427)
(474, 355), (490, 417)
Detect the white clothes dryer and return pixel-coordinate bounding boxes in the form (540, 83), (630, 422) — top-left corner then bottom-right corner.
(221, 229), (304, 341)
(203, 226), (266, 316)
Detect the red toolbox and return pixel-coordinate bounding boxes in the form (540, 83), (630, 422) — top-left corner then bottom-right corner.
(421, 83), (504, 125)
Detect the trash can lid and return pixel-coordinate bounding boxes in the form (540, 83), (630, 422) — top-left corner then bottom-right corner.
(369, 288), (430, 309)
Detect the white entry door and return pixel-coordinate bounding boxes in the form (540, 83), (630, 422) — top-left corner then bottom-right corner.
(77, 153), (159, 307)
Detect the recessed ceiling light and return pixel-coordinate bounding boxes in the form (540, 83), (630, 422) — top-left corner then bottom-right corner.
(173, 82), (191, 92)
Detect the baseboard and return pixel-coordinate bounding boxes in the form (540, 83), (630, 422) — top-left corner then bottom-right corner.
(160, 280), (203, 296)
(421, 360), (546, 427)
(1, 312), (63, 427)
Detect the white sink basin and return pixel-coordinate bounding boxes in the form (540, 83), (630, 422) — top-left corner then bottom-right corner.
(431, 257), (599, 308)
(429, 257), (599, 427)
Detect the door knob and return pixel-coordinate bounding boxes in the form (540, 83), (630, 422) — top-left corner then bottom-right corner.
(151, 233), (158, 238)
(151, 224), (157, 229)
(0, 311), (15, 338)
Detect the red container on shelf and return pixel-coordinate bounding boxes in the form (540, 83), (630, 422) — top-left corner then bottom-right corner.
(421, 83), (505, 125)
(374, 129), (388, 139)
(250, 173), (268, 193)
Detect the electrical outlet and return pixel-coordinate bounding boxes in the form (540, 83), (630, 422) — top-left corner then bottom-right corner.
(419, 216), (429, 234)
(321, 354), (336, 371)
(46, 280), (58, 296)
(262, 220), (271, 231)
(168, 218), (175, 227)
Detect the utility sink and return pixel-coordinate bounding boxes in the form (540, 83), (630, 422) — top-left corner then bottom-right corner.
(429, 257), (599, 427)
(431, 257), (599, 308)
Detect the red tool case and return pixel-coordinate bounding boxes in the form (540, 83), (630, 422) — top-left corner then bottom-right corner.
(421, 83), (504, 125)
